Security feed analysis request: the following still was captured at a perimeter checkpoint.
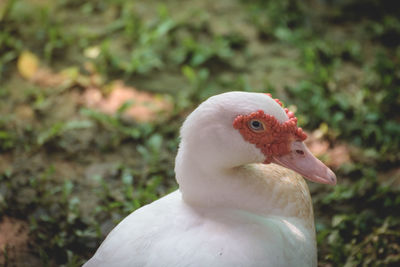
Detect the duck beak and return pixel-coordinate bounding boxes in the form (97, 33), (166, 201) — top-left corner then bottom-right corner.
(271, 141), (337, 185)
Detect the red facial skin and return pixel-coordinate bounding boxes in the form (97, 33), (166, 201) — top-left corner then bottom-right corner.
(233, 95), (307, 164)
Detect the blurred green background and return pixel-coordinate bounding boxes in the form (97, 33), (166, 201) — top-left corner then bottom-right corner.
(1, 0), (399, 266)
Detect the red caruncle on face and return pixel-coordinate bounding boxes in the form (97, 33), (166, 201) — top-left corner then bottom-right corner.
(233, 96), (307, 164)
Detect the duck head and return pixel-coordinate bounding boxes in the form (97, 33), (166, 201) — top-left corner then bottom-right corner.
(177, 91), (336, 186)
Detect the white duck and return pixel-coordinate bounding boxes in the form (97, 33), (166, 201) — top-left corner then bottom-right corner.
(84, 91), (336, 267)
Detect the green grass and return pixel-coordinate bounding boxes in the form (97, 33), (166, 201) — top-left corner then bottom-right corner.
(0, 0), (399, 266)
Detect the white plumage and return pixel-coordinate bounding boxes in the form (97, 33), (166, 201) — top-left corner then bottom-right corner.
(84, 91), (336, 267)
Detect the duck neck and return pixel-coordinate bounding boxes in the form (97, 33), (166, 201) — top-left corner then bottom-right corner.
(175, 150), (315, 230)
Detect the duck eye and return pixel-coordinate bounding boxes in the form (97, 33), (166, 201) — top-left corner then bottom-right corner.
(248, 119), (265, 132)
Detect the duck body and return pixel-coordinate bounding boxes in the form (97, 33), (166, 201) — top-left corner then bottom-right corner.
(84, 92), (335, 267)
(85, 165), (316, 267)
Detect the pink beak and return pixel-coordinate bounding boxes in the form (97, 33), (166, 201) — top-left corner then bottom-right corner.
(271, 141), (337, 185)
